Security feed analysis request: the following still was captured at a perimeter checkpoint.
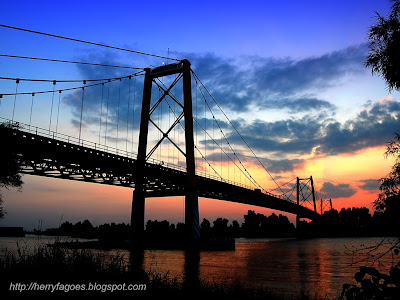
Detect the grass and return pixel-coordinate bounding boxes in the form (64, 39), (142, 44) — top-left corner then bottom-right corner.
(0, 241), (329, 299)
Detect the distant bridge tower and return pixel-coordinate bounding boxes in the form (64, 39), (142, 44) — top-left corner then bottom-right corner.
(320, 198), (333, 215)
(131, 59), (200, 244)
(296, 176), (317, 229)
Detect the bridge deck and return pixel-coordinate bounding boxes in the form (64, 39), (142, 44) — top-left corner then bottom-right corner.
(1, 125), (320, 220)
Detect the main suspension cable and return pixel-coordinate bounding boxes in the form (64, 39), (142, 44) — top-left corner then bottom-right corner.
(0, 54), (144, 70)
(192, 70), (286, 195)
(0, 72), (144, 97)
(194, 77), (264, 191)
(0, 24), (180, 61)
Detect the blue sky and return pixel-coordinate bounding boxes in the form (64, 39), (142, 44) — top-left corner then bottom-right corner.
(1, 0), (400, 230)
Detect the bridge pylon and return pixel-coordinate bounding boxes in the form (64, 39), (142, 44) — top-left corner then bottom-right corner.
(296, 176), (317, 230)
(320, 198), (333, 215)
(131, 59), (200, 244)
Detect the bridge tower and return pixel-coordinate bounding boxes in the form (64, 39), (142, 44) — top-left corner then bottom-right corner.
(131, 59), (200, 244)
(296, 176), (317, 229)
(320, 198), (333, 215)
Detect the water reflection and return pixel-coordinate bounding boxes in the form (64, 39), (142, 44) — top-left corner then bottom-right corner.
(183, 248), (200, 288)
(2, 236), (398, 298)
(129, 247), (144, 271)
(132, 237), (398, 297)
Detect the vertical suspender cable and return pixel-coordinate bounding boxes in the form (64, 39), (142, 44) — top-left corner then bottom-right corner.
(12, 79), (19, 122)
(49, 80), (56, 135)
(160, 88), (163, 161)
(195, 80), (198, 170)
(168, 90), (171, 164)
(29, 93), (35, 131)
(204, 94), (207, 173)
(158, 88), (161, 161)
(233, 144), (235, 184)
(132, 76), (136, 153)
(126, 75), (131, 153)
(212, 113), (215, 175)
(78, 80), (86, 143)
(173, 91), (176, 165)
(105, 79), (110, 146)
(116, 78), (121, 152)
(99, 83), (104, 145)
(55, 90), (62, 136)
(220, 126), (223, 180)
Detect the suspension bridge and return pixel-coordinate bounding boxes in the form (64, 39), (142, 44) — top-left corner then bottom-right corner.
(0, 25), (327, 245)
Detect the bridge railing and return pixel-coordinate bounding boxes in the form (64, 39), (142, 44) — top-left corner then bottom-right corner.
(1, 117), (285, 200)
(0, 117), (138, 159)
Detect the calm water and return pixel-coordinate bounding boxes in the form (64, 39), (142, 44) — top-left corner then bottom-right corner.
(1, 235), (398, 298)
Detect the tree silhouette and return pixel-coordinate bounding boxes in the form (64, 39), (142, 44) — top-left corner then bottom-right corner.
(365, 0), (400, 92)
(0, 122), (23, 219)
(375, 132), (400, 232)
(212, 218), (229, 236)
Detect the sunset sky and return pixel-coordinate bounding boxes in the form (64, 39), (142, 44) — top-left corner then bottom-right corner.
(1, 0), (400, 230)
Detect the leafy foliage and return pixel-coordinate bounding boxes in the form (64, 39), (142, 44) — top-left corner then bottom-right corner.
(366, 0), (400, 92)
(341, 259), (400, 299)
(0, 122), (23, 190)
(0, 197), (5, 219)
(0, 122), (23, 218)
(375, 133), (400, 230)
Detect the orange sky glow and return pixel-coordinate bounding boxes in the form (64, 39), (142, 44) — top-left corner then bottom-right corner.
(1, 143), (394, 230)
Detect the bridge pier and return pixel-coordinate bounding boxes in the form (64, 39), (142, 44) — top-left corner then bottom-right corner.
(131, 189), (145, 240)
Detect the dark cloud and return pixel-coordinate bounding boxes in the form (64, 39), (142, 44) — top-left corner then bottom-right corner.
(264, 158), (304, 173)
(202, 152), (303, 174)
(359, 179), (380, 191)
(186, 44), (366, 112)
(253, 44), (366, 95)
(227, 115), (323, 155)
(318, 100), (400, 155)
(319, 182), (357, 199)
(226, 99), (400, 157)
(260, 97), (335, 113)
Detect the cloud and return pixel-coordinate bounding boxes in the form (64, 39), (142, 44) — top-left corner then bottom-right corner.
(260, 97), (335, 113)
(359, 179), (380, 191)
(60, 45), (396, 164)
(252, 44), (367, 95)
(185, 44), (366, 112)
(64, 44), (366, 122)
(318, 99), (400, 155)
(226, 115), (324, 155)
(202, 151), (303, 173)
(265, 158), (304, 173)
(318, 182), (357, 199)
(225, 98), (400, 157)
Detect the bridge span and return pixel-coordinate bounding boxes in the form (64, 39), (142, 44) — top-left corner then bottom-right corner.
(1, 124), (320, 224)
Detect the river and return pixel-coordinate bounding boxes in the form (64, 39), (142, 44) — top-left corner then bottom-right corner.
(1, 235), (398, 298)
